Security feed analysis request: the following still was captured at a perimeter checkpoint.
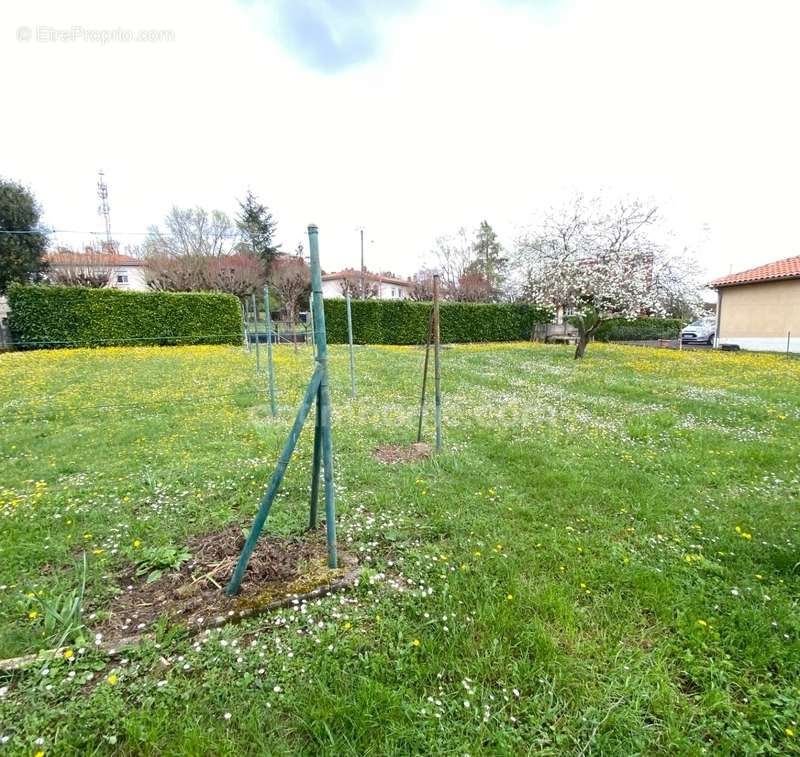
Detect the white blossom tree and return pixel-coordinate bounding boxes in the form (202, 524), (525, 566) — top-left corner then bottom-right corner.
(516, 195), (693, 358)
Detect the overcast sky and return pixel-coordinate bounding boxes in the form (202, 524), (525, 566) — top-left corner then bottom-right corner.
(2, 0), (799, 284)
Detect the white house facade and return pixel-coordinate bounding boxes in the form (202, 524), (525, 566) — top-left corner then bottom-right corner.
(46, 251), (149, 291)
(321, 269), (412, 300)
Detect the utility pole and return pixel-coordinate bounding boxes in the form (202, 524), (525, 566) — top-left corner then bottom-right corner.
(97, 170), (112, 248)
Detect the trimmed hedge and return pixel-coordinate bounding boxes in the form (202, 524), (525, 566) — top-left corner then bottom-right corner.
(7, 285), (242, 348)
(323, 299), (551, 345)
(594, 317), (684, 342)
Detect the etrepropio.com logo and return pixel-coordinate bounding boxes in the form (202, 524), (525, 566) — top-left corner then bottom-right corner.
(16, 25), (176, 44)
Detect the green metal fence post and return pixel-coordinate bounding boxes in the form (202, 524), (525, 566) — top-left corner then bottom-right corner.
(263, 287), (277, 418)
(433, 274), (442, 452)
(416, 309), (434, 443)
(243, 299), (251, 353)
(240, 299), (248, 351)
(309, 392), (322, 529)
(225, 367), (323, 596)
(308, 224), (338, 569)
(251, 293), (261, 372)
(346, 292), (356, 399)
(225, 225), (339, 595)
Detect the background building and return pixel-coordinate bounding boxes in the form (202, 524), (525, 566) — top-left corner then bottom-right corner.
(711, 255), (800, 352)
(321, 269), (412, 300)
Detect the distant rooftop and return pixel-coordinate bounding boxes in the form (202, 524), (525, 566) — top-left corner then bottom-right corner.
(322, 268), (410, 286)
(46, 250), (144, 267)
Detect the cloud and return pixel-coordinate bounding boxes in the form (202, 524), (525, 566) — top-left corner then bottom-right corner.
(267, 0), (417, 73)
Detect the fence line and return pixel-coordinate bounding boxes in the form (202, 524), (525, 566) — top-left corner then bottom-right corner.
(1, 333), (244, 348)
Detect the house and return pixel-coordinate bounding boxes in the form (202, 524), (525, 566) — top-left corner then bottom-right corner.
(321, 269), (412, 300)
(710, 255), (800, 352)
(46, 250), (149, 291)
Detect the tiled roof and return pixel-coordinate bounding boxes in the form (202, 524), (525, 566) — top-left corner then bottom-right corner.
(322, 268), (410, 287)
(47, 251), (144, 267)
(711, 255), (800, 287)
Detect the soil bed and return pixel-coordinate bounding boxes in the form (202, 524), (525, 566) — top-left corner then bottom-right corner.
(99, 525), (354, 643)
(374, 442), (432, 464)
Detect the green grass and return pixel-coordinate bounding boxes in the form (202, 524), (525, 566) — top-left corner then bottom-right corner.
(1, 342), (799, 755)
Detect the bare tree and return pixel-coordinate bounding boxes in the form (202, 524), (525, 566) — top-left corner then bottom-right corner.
(456, 271), (493, 302)
(431, 228), (474, 294)
(144, 205), (264, 296)
(409, 267), (437, 301)
(515, 194), (696, 358)
(338, 272), (378, 299)
(145, 206), (237, 257)
(269, 255), (311, 341)
(47, 246), (113, 288)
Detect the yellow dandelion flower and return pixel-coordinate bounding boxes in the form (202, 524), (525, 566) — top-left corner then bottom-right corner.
(343, 622), (352, 630)
(63, 648), (74, 659)
(412, 639), (421, 647)
(107, 674), (118, 685)
(786, 727), (795, 737)
(696, 619), (708, 628)
(28, 610), (39, 620)
(133, 539), (142, 548)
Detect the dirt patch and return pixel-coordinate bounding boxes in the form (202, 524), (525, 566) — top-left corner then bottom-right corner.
(98, 525), (354, 643)
(374, 442), (432, 464)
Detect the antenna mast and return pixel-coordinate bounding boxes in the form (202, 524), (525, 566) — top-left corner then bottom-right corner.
(97, 170), (112, 247)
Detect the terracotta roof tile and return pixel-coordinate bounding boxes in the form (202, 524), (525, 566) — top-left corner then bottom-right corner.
(47, 251), (144, 267)
(711, 255), (800, 287)
(322, 269), (410, 286)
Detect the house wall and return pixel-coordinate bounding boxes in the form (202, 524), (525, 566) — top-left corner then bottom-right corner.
(321, 279), (410, 300)
(108, 265), (148, 291)
(718, 279), (800, 352)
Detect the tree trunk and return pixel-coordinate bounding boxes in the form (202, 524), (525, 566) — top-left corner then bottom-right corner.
(574, 332), (589, 359)
(573, 313), (602, 359)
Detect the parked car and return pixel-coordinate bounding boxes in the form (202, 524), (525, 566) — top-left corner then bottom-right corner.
(681, 317), (716, 345)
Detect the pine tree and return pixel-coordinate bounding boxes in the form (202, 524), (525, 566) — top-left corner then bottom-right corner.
(469, 220), (506, 298)
(236, 191), (280, 268)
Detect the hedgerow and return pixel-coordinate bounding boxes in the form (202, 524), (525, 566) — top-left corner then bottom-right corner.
(323, 299), (551, 344)
(594, 317), (684, 342)
(7, 285), (242, 348)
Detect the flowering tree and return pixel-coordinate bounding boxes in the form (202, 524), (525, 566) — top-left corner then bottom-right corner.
(516, 195), (689, 358)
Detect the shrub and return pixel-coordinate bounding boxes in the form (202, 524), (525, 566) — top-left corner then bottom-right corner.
(7, 285), (242, 348)
(323, 299), (551, 344)
(594, 317), (684, 342)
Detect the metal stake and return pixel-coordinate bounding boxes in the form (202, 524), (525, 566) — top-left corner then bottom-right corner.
(226, 367), (323, 596)
(309, 225), (337, 569)
(433, 274), (442, 452)
(251, 293), (261, 372)
(264, 287), (277, 417)
(226, 224), (338, 595)
(346, 292), (356, 398)
(243, 299), (251, 352)
(416, 309), (434, 443)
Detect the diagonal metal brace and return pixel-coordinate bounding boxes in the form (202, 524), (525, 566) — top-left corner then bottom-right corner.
(225, 366), (323, 596)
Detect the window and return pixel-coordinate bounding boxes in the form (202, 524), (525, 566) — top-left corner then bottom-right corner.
(116, 273), (129, 284)
(391, 288), (396, 298)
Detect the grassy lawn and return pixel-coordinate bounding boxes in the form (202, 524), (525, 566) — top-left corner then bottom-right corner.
(1, 342), (799, 755)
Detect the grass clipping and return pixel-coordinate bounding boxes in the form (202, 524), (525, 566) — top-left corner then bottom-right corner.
(100, 525), (353, 642)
